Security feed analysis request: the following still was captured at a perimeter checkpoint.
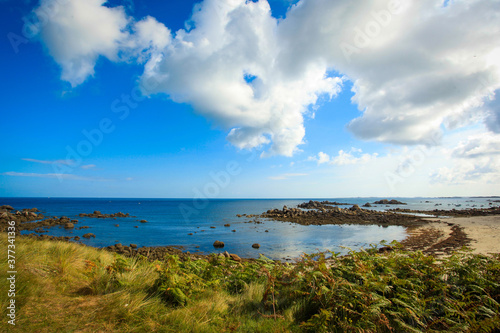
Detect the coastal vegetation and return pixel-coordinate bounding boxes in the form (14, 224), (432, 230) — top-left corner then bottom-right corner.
(1, 235), (499, 332)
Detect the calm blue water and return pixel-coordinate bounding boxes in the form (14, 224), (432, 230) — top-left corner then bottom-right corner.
(1, 197), (498, 260)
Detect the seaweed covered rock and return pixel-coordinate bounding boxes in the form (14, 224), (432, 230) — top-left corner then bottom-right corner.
(373, 199), (406, 205)
(213, 240), (225, 248)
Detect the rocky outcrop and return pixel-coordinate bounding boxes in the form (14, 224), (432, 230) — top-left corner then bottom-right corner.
(373, 199), (406, 205)
(82, 233), (96, 239)
(390, 206), (500, 217)
(349, 205), (361, 211)
(252, 243), (260, 249)
(259, 204), (426, 227)
(213, 240), (225, 248)
(298, 200), (354, 209)
(0, 211), (76, 233)
(79, 211), (131, 218)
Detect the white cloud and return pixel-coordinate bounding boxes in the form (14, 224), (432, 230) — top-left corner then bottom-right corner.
(22, 158), (74, 165)
(308, 151), (330, 164)
(128, 16), (171, 63)
(430, 133), (500, 184)
(80, 164), (96, 169)
(34, 0), (500, 155)
(34, 0), (131, 87)
(140, 0), (342, 157)
(279, 0), (500, 146)
(317, 152), (330, 164)
(330, 148), (378, 166)
(484, 90), (500, 133)
(2, 171), (110, 181)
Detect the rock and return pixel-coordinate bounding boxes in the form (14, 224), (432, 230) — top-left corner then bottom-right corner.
(363, 203), (372, 207)
(210, 226), (216, 229)
(82, 233), (95, 239)
(134, 226), (138, 228)
(229, 254), (242, 262)
(188, 233), (193, 235)
(223, 251), (230, 258)
(64, 223), (74, 229)
(224, 224), (230, 227)
(350, 205), (361, 211)
(140, 220), (147, 223)
(231, 230), (236, 232)
(236, 214), (242, 217)
(213, 240), (225, 248)
(373, 199), (406, 205)
(74, 236), (80, 241)
(252, 243), (260, 249)
(114, 224), (119, 227)
(1, 205), (14, 211)
(130, 244), (137, 249)
(378, 246), (393, 253)
(94, 211), (101, 215)
(265, 230), (269, 232)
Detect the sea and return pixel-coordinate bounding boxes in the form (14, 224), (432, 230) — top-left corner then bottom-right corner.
(2, 197), (498, 260)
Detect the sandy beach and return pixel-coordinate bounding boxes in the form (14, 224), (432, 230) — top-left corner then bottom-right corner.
(410, 215), (500, 256)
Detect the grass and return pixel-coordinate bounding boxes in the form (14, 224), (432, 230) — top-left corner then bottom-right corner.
(0, 235), (499, 332)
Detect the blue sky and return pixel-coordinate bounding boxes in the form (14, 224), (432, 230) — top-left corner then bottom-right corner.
(1, 0), (499, 198)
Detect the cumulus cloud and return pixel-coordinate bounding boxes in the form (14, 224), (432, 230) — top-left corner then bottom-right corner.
(308, 148), (378, 166)
(308, 151), (330, 164)
(140, 0), (342, 156)
(484, 90), (500, 133)
(34, 0), (131, 86)
(33, 0), (500, 155)
(452, 134), (500, 159)
(330, 148), (378, 166)
(431, 133), (500, 184)
(279, 0), (500, 145)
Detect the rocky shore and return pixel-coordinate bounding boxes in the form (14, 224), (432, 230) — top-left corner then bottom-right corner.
(390, 207), (500, 217)
(260, 201), (425, 227)
(2, 201), (499, 261)
(0, 205), (136, 238)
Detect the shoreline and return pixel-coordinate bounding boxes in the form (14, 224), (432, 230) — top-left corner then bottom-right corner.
(2, 203), (500, 260)
(419, 215), (500, 255)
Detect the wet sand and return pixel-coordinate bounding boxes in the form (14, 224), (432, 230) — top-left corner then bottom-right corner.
(419, 215), (500, 256)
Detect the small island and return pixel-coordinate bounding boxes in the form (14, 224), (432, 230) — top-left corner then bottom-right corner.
(372, 199), (407, 205)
